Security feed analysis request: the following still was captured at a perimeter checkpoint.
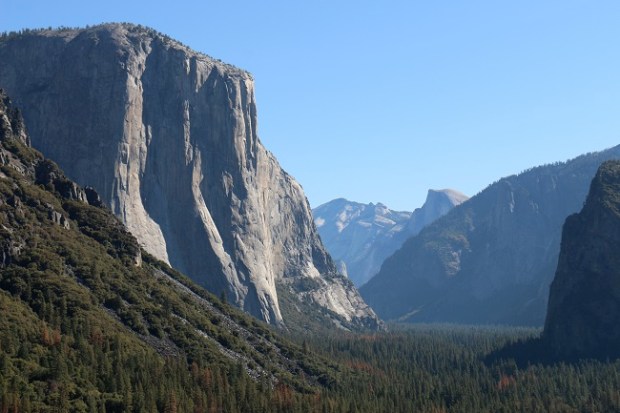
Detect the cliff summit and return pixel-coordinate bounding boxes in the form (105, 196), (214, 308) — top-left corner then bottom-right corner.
(0, 23), (380, 329)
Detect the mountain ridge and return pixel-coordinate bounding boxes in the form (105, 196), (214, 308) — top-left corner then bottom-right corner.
(543, 160), (620, 359)
(0, 87), (353, 410)
(313, 189), (467, 286)
(362, 145), (620, 326)
(0, 23), (380, 330)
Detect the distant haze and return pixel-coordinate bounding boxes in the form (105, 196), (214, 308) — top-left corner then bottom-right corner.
(3, 1), (620, 210)
(313, 189), (468, 286)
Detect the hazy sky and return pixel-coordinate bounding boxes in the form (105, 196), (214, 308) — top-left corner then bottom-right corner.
(3, 1), (620, 210)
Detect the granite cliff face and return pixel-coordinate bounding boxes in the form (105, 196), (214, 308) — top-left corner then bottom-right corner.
(543, 161), (620, 359)
(313, 189), (467, 286)
(0, 24), (379, 329)
(361, 146), (620, 326)
(0, 90), (362, 399)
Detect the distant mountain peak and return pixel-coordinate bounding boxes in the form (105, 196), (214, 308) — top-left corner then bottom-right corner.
(427, 188), (469, 205)
(406, 189), (469, 236)
(361, 146), (620, 326)
(313, 190), (466, 286)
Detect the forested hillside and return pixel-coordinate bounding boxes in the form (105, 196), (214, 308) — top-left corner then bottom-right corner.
(0, 23), (380, 329)
(2, 87), (620, 412)
(0, 89), (351, 412)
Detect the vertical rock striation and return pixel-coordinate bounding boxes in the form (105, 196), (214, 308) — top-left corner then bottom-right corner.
(0, 24), (380, 329)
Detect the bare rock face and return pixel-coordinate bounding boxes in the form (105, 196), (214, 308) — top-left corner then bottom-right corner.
(405, 189), (469, 236)
(0, 89), (28, 146)
(0, 24), (380, 329)
(543, 161), (620, 359)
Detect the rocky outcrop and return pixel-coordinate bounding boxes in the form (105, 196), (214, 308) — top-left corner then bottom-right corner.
(543, 161), (620, 359)
(361, 146), (620, 326)
(0, 91), (366, 396)
(0, 90), (28, 146)
(313, 189), (467, 286)
(0, 24), (379, 329)
(0, 88), (99, 262)
(405, 189), (469, 236)
(48, 207), (70, 229)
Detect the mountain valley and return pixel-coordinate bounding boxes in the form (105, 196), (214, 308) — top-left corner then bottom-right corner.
(361, 146), (620, 326)
(0, 24), (379, 331)
(1, 20), (620, 413)
(313, 189), (468, 286)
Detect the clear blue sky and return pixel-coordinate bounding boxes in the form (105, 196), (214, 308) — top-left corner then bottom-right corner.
(3, 1), (620, 210)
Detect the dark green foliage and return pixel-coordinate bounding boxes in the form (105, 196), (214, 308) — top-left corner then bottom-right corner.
(0, 103), (341, 411)
(1, 91), (619, 412)
(542, 160), (620, 361)
(2, 185), (620, 412)
(583, 160), (620, 218)
(302, 325), (620, 412)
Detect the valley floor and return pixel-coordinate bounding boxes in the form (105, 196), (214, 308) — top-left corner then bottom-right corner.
(296, 324), (620, 413)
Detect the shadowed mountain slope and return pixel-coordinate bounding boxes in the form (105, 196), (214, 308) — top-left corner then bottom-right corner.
(362, 146), (620, 326)
(544, 160), (620, 359)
